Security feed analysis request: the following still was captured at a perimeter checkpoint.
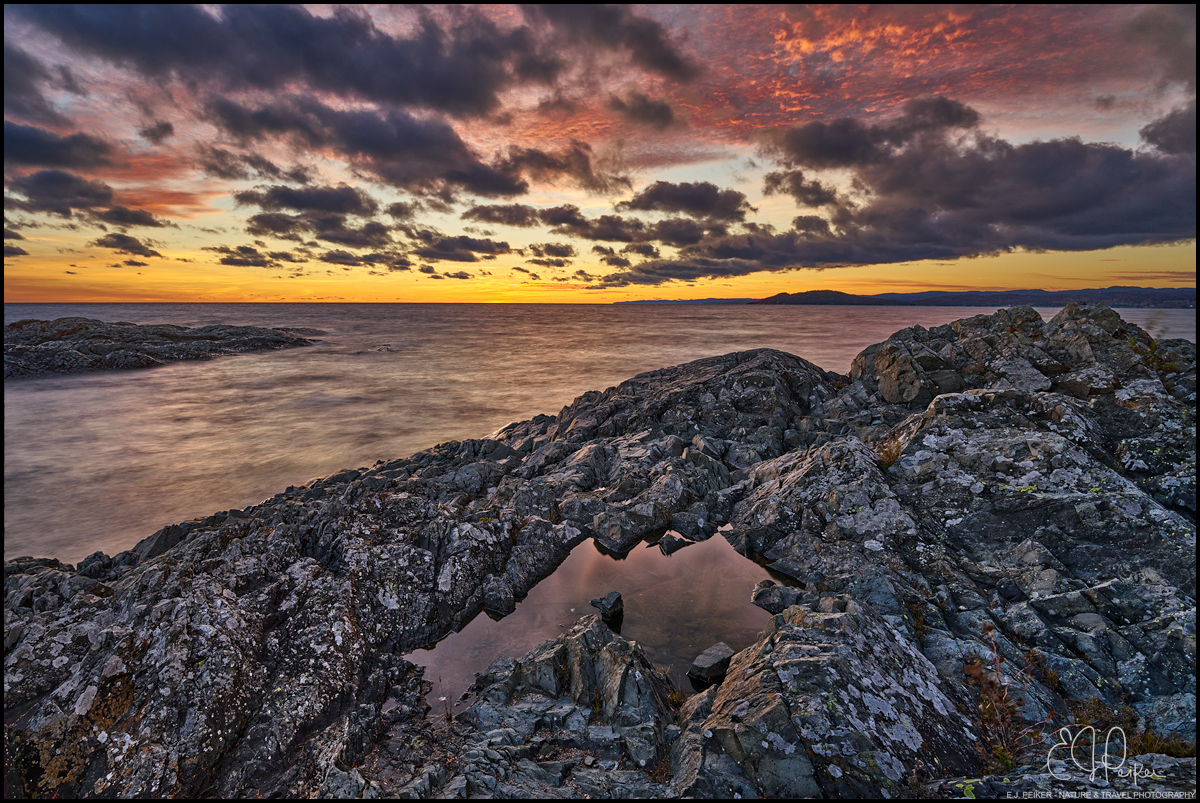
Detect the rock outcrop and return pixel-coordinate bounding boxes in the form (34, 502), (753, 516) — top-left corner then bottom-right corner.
(3, 317), (320, 378)
(4, 304), (1195, 798)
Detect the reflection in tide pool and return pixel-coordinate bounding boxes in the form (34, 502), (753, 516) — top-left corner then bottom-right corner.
(408, 534), (773, 713)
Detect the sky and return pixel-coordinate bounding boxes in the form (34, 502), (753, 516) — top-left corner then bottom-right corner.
(3, 4), (1196, 303)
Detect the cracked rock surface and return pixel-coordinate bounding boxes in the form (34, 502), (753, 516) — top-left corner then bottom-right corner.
(4, 304), (1195, 798)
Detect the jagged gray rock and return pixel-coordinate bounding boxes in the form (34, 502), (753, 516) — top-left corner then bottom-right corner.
(3, 316), (320, 378)
(4, 304), (1195, 798)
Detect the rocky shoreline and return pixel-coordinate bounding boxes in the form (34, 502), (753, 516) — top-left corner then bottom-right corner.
(3, 317), (320, 379)
(4, 304), (1195, 798)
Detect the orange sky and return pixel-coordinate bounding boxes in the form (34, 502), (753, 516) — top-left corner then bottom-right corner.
(4, 5), (1195, 302)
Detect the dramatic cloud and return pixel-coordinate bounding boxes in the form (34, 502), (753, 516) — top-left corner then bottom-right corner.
(5, 244), (29, 257)
(7, 169), (114, 216)
(529, 242), (576, 258)
(605, 90), (681, 130)
(205, 95), (529, 197)
(138, 120), (174, 144)
(235, 184), (378, 217)
(13, 4), (696, 119)
(1140, 101), (1197, 155)
(4, 122), (115, 169)
(90, 205), (170, 228)
(462, 203), (541, 227)
(762, 96), (982, 170)
(195, 146), (311, 184)
(204, 244), (279, 268)
(524, 5), (700, 82)
(593, 98), (1197, 286)
(4, 6), (1194, 298)
(762, 170), (839, 208)
(412, 235), (511, 262)
(616, 180), (753, 221)
(4, 43), (68, 124)
(89, 232), (162, 257)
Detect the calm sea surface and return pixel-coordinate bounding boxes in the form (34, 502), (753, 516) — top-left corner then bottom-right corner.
(5, 303), (1193, 565)
(6, 302), (1193, 700)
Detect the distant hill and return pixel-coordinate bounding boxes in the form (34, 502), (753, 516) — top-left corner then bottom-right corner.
(613, 298), (758, 305)
(749, 286), (1196, 308)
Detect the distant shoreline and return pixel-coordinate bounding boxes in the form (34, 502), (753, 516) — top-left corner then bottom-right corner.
(616, 286), (1196, 307)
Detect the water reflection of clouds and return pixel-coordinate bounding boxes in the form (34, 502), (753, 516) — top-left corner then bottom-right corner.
(409, 535), (774, 711)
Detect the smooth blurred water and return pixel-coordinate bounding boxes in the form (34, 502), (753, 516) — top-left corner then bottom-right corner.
(5, 303), (1194, 565)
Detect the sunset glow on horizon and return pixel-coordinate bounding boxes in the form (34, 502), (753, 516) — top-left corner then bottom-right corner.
(4, 4), (1195, 303)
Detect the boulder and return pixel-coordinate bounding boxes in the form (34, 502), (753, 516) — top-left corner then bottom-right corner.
(688, 642), (735, 684)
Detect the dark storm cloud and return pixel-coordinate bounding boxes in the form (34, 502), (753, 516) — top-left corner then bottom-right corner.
(462, 203), (541, 227)
(594, 98), (1196, 287)
(15, 4), (696, 122)
(762, 170), (839, 207)
(1124, 4), (1197, 91)
(317, 250), (369, 267)
(3, 43), (68, 124)
(524, 5), (700, 82)
(763, 96), (981, 169)
(235, 184), (378, 217)
(4, 228), (25, 239)
(413, 235), (511, 262)
(4, 122), (114, 169)
(386, 201), (420, 220)
(542, 207), (647, 242)
(204, 244), (278, 268)
(502, 140), (631, 194)
(90, 205), (170, 228)
(616, 180), (752, 221)
(138, 120), (174, 144)
(650, 218), (714, 246)
(14, 4), (541, 118)
(529, 242), (576, 258)
(1140, 101), (1197, 155)
(307, 217), (392, 249)
(5, 244), (29, 257)
(605, 90), (680, 130)
(233, 185), (391, 248)
(621, 242), (659, 258)
(89, 232), (162, 257)
(591, 244), (632, 269)
(245, 212), (306, 239)
(7, 169), (114, 216)
(205, 95), (527, 197)
(195, 146), (312, 184)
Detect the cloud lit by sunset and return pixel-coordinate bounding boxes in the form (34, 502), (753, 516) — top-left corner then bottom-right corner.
(4, 4), (1195, 303)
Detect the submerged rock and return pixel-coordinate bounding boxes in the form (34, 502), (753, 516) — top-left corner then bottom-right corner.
(3, 316), (320, 378)
(4, 304), (1195, 798)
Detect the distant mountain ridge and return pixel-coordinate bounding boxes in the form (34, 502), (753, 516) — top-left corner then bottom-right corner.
(749, 286), (1197, 308)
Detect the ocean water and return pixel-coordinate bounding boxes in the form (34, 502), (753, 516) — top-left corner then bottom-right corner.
(6, 302), (1193, 703)
(5, 302), (1193, 566)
